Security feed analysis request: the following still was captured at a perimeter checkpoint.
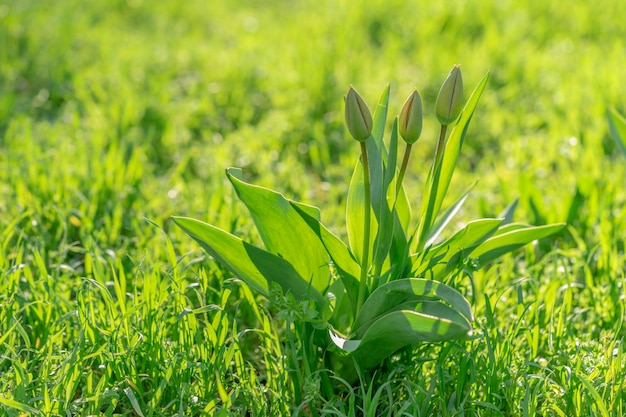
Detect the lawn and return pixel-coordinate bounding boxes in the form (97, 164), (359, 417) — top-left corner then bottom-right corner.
(1, 0), (625, 415)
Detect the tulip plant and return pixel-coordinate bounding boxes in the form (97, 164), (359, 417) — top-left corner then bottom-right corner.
(173, 66), (564, 401)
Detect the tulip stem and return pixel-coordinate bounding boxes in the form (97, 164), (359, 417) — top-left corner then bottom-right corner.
(434, 124), (448, 166)
(416, 124), (448, 253)
(395, 142), (413, 200)
(356, 141), (371, 318)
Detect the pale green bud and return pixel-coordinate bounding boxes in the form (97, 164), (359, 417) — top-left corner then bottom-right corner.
(399, 89), (423, 144)
(344, 86), (373, 142)
(435, 65), (464, 126)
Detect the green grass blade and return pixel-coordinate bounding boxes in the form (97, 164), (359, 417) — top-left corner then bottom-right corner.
(608, 108), (626, 157)
(172, 216), (324, 304)
(227, 168), (331, 293)
(124, 388), (146, 417)
(0, 397), (44, 416)
(471, 222), (566, 265)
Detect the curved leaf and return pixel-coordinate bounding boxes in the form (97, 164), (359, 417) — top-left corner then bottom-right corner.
(291, 202), (360, 301)
(332, 308), (471, 369)
(471, 222), (566, 265)
(353, 278), (472, 337)
(415, 218), (503, 279)
(227, 168), (331, 293)
(173, 216), (324, 304)
(425, 185), (475, 248)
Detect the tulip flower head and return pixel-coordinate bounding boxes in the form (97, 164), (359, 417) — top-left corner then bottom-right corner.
(435, 65), (464, 126)
(399, 89), (423, 144)
(345, 86), (373, 142)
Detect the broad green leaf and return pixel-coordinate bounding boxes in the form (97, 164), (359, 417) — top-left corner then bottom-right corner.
(227, 169), (330, 293)
(326, 278), (356, 331)
(346, 159), (377, 266)
(291, 200), (321, 221)
(291, 202), (360, 300)
(491, 222), (532, 236)
(415, 73), (490, 251)
(608, 108), (626, 157)
(334, 308), (471, 369)
(415, 218), (503, 279)
(353, 278), (472, 338)
(471, 222), (566, 265)
(173, 217), (324, 305)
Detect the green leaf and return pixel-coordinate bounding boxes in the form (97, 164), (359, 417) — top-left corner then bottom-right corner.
(353, 278), (472, 338)
(173, 217), (324, 304)
(498, 199), (519, 225)
(490, 222), (532, 236)
(371, 84), (390, 145)
(0, 397), (43, 416)
(415, 218), (503, 279)
(346, 159), (377, 266)
(333, 308), (471, 369)
(425, 185), (475, 248)
(372, 118), (401, 274)
(608, 108), (626, 157)
(291, 202), (360, 299)
(227, 168), (331, 294)
(471, 222), (566, 265)
(415, 73), (490, 251)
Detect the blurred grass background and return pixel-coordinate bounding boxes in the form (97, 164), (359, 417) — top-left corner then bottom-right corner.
(2, 0), (625, 224)
(1, 0), (625, 414)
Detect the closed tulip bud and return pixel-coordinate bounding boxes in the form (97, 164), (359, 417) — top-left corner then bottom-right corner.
(435, 65), (464, 126)
(399, 89), (423, 144)
(344, 86), (373, 142)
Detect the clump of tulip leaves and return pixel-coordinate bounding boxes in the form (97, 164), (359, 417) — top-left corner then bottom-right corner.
(173, 66), (564, 401)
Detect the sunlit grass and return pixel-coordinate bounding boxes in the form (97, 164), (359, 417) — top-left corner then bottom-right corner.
(1, 0), (625, 415)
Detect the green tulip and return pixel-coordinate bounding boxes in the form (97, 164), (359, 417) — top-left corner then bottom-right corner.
(399, 89), (423, 144)
(345, 86), (373, 142)
(436, 65), (464, 126)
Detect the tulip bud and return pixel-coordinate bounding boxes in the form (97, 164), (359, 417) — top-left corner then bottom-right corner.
(399, 89), (423, 144)
(435, 65), (464, 126)
(344, 86), (373, 142)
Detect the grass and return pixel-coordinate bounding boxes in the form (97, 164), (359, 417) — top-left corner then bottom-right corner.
(1, 0), (625, 415)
